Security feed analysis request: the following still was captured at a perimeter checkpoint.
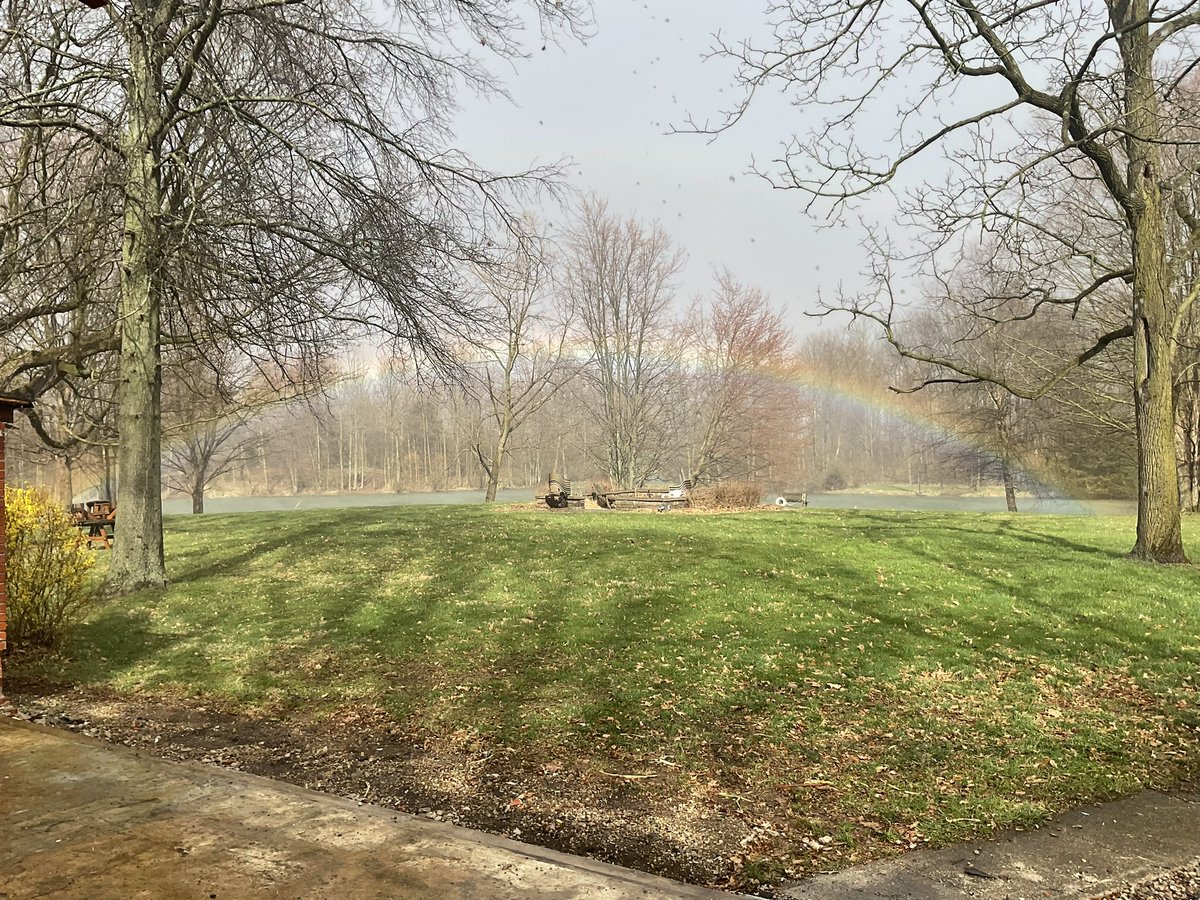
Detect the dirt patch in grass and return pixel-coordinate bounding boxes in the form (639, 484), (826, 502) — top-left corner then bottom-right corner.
(12, 684), (748, 891)
(11, 657), (1200, 897)
(15, 661), (1197, 896)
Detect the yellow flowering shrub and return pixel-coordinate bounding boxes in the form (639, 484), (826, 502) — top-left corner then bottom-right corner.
(4, 486), (95, 650)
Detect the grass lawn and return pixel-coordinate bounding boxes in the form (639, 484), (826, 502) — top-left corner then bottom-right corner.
(18, 505), (1200, 888)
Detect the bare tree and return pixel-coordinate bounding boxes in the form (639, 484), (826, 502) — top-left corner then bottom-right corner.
(796, 327), (926, 490)
(1178, 292), (1200, 509)
(1170, 88), (1200, 510)
(565, 199), (685, 488)
(701, 0), (1200, 562)
(161, 419), (264, 515)
(464, 238), (573, 501)
(160, 350), (285, 514)
(0, 114), (121, 495)
(910, 321), (1033, 511)
(684, 270), (798, 484)
(2, 0), (589, 590)
(0, 92), (121, 407)
(23, 374), (118, 501)
(903, 246), (1087, 510)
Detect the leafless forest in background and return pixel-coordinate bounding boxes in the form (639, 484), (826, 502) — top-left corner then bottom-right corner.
(10, 193), (1189, 512)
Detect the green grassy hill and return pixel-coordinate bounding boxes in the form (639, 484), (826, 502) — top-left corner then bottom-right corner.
(20, 506), (1200, 886)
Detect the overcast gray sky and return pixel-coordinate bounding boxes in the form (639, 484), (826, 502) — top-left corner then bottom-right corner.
(453, 1), (891, 332)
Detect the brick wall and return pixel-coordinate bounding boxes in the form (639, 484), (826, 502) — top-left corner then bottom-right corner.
(0, 427), (7, 696)
(1, 427), (7, 699)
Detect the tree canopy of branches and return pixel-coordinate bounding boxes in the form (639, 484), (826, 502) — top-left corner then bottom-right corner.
(565, 199), (685, 489)
(463, 237), (573, 502)
(706, 0), (1200, 562)
(684, 271), (799, 484)
(160, 348), (291, 514)
(1, 0), (587, 590)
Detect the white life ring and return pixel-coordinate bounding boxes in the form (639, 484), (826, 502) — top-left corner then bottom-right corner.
(775, 496), (788, 507)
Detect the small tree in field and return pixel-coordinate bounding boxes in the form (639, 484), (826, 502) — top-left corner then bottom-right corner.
(465, 238), (573, 502)
(161, 350), (282, 514)
(684, 271), (798, 485)
(565, 199), (685, 488)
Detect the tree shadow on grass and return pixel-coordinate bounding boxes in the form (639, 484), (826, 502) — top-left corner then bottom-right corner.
(59, 506), (1200, 748)
(12, 606), (189, 690)
(831, 509), (1128, 560)
(166, 511), (358, 585)
(802, 513), (1194, 674)
(239, 512), (774, 731)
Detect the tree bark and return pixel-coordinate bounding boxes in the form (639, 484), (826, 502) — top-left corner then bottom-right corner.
(1185, 383), (1199, 512)
(485, 421), (511, 502)
(1130, 303), (1185, 561)
(1121, 0), (1188, 563)
(1001, 458), (1018, 513)
(992, 394), (1019, 513)
(192, 485), (205, 515)
(102, 445), (114, 501)
(109, 13), (168, 592)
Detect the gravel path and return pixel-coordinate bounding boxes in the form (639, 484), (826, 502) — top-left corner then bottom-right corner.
(1092, 859), (1200, 900)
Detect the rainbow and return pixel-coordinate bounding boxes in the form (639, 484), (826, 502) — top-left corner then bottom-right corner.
(780, 362), (1101, 512)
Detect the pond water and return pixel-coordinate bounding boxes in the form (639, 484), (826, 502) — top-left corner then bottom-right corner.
(161, 488), (535, 516)
(162, 489), (1136, 517)
(796, 493), (1135, 516)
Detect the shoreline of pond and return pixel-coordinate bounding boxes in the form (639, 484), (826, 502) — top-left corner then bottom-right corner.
(161, 489), (1138, 517)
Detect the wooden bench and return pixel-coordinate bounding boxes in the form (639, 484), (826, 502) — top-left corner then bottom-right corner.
(594, 479), (693, 510)
(542, 473), (585, 509)
(774, 492), (809, 508)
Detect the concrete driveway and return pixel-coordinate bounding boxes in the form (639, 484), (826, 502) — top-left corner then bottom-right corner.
(0, 719), (736, 900)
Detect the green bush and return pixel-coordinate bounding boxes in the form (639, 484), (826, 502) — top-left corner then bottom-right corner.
(4, 486), (95, 651)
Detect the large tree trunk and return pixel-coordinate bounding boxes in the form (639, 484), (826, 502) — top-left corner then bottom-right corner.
(1121, 2), (1188, 563)
(192, 485), (205, 515)
(1130, 310), (1185, 561)
(109, 14), (168, 592)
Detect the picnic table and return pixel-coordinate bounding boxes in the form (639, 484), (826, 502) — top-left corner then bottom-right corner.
(69, 499), (116, 549)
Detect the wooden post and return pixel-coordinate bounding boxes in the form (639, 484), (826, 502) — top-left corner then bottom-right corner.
(0, 396), (32, 707)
